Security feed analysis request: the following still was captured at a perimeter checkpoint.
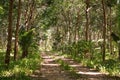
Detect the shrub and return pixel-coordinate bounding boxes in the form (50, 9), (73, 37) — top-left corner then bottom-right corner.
(62, 40), (94, 59)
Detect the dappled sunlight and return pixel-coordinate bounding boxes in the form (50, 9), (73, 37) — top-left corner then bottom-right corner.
(69, 64), (81, 67)
(41, 63), (60, 66)
(77, 71), (103, 75)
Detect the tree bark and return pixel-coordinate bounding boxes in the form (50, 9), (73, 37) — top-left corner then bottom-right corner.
(5, 0), (14, 65)
(25, 0), (35, 31)
(109, 7), (113, 54)
(85, 0), (90, 41)
(102, 0), (107, 62)
(21, 48), (28, 58)
(117, 3), (120, 60)
(14, 0), (21, 61)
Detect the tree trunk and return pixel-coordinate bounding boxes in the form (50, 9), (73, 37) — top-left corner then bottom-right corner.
(25, 0), (35, 31)
(109, 7), (113, 54)
(102, 0), (107, 62)
(21, 48), (28, 58)
(14, 0), (21, 61)
(5, 0), (14, 65)
(85, 0), (90, 41)
(117, 3), (120, 60)
(21, 0), (35, 58)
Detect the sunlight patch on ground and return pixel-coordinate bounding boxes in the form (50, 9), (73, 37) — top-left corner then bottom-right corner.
(43, 58), (55, 62)
(42, 56), (53, 59)
(41, 63), (60, 66)
(54, 56), (65, 59)
(30, 74), (39, 78)
(69, 64), (81, 67)
(77, 71), (103, 75)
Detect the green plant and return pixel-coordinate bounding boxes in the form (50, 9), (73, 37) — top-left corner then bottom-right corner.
(62, 40), (94, 60)
(58, 59), (74, 71)
(19, 28), (35, 58)
(0, 50), (41, 80)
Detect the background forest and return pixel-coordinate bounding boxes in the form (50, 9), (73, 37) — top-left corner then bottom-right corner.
(0, 0), (120, 79)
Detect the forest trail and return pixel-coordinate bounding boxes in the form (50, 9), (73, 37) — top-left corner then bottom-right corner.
(31, 52), (120, 80)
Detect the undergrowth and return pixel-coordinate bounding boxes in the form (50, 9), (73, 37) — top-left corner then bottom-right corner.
(0, 50), (41, 80)
(61, 40), (120, 77)
(67, 52), (120, 76)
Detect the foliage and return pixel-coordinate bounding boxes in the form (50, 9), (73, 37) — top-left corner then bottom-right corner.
(0, 6), (4, 15)
(19, 28), (38, 58)
(66, 49), (120, 76)
(52, 31), (62, 51)
(106, 0), (117, 7)
(62, 40), (94, 59)
(61, 39), (120, 76)
(19, 29), (35, 50)
(0, 50), (41, 80)
(58, 59), (74, 71)
(98, 59), (120, 75)
(40, 0), (59, 30)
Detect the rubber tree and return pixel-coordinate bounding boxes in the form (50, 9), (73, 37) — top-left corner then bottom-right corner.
(5, 0), (14, 65)
(101, 0), (107, 61)
(14, 0), (21, 61)
(117, 0), (120, 60)
(85, 0), (90, 41)
(106, 0), (117, 55)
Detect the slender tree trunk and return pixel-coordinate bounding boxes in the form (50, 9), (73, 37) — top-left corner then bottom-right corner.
(26, 0), (35, 30)
(14, 0), (21, 61)
(24, 0), (29, 30)
(67, 10), (71, 44)
(75, 10), (80, 43)
(21, 0), (35, 58)
(24, 0), (35, 31)
(5, 0), (14, 65)
(109, 7), (113, 54)
(21, 48), (28, 58)
(85, 0), (90, 41)
(61, 9), (69, 43)
(75, 25), (77, 43)
(102, 0), (107, 62)
(117, 3), (120, 60)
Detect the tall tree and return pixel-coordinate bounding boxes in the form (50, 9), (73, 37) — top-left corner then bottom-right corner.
(109, 6), (113, 54)
(117, 0), (120, 60)
(24, 0), (35, 31)
(14, 0), (21, 61)
(5, 0), (14, 65)
(106, 0), (116, 54)
(85, 0), (90, 41)
(102, 0), (107, 61)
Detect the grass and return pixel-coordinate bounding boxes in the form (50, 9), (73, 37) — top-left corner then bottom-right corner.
(62, 50), (120, 77)
(57, 59), (81, 79)
(0, 49), (41, 80)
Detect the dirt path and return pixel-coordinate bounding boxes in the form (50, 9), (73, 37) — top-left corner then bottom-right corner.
(30, 52), (120, 80)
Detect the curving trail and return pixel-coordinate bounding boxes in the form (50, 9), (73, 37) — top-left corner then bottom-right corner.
(30, 52), (120, 80)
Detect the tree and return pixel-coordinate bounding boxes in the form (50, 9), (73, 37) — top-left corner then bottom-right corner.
(117, 0), (120, 60)
(85, 0), (90, 41)
(14, 0), (21, 61)
(106, 0), (117, 55)
(5, 0), (14, 65)
(19, 29), (35, 58)
(101, 0), (107, 61)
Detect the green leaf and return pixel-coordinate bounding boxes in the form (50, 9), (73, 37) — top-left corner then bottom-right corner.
(0, 6), (4, 15)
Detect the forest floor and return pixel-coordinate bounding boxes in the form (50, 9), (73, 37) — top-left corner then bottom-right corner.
(30, 52), (120, 80)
